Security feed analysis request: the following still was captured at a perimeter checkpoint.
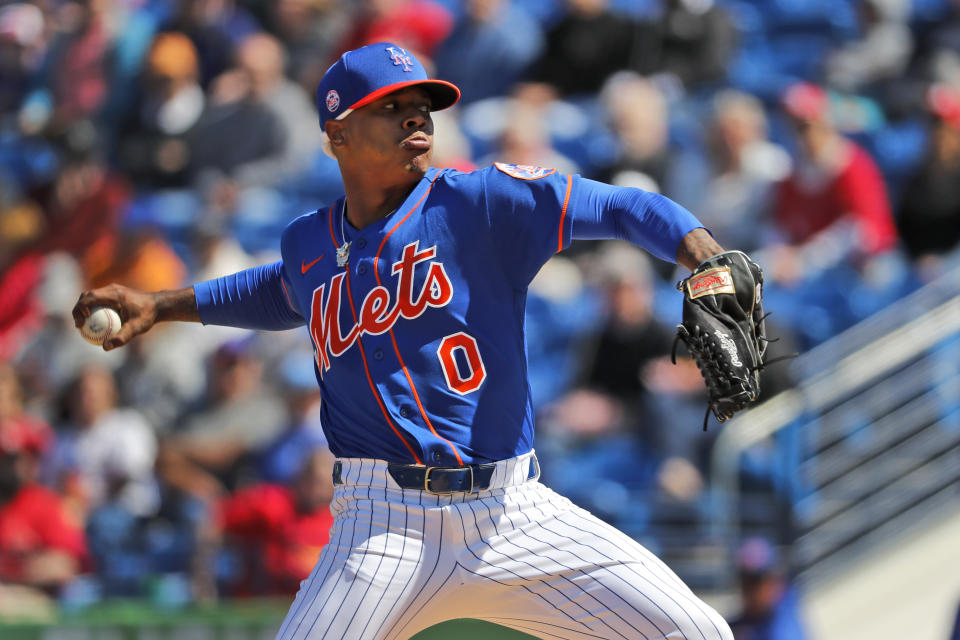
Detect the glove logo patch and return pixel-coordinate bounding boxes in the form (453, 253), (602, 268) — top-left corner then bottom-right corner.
(687, 267), (735, 299)
(715, 331), (743, 367)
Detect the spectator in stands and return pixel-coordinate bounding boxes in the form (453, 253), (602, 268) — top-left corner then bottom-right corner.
(0, 2), (46, 119)
(907, 0), (960, 88)
(435, 0), (543, 104)
(0, 349), (82, 606)
(160, 338), (286, 499)
(895, 83), (960, 275)
(189, 215), (258, 283)
(526, 0), (640, 98)
(769, 82), (899, 284)
(262, 0), (350, 93)
(0, 362), (52, 483)
(535, 386), (656, 522)
(118, 30), (285, 200)
(255, 350), (327, 485)
(42, 0), (111, 132)
(727, 537), (808, 640)
(429, 109), (477, 173)
(46, 364), (158, 519)
(232, 32), (323, 184)
(85, 223), (187, 292)
(117, 32), (206, 189)
(596, 72), (674, 195)
(187, 65), (287, 197)
(580, 242), (707, 501)
(525, 255), (604, 411)
(0, 447), (86, 594)
(86, 463), (216, 599)
(30, 133), (131, 286)
(672, 90), (791, 253)
(826, 0), (913, 96)
(636, 0), (738, 93)
(13, 254), (113, 422)
(216, 449), (335, 596)
(336, 0), (454, 60)
(164, 0), (261, 88)
(478, 100), (578, 173)
(0, 199), (46, 361)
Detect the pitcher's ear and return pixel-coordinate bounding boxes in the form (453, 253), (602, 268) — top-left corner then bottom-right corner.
(325, 121), (346, 146)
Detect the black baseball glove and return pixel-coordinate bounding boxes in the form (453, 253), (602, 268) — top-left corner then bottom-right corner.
(673, 250), (770, 429)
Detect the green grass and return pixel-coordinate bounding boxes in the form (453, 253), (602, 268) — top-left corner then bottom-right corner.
(0, 600), (538, 639)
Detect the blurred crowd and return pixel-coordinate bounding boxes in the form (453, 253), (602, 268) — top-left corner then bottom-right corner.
(2, 0), (960, 621)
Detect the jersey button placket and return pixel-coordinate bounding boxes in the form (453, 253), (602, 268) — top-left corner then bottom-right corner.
(357, 263), (367, 275)
(399, 406), (412, 418)
(373, 348), (384, 361)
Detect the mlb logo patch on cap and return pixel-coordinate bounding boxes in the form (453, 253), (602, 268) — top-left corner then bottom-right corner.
(325, 90), (340, 113)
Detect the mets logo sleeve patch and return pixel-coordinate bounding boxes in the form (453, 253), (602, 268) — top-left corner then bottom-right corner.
(493, 163), (558, 181)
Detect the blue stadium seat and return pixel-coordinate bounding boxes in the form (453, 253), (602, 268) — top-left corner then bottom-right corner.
(864, 118), (929, 187)
(610, 0), (661, 19)
(909, 0), (952, 23)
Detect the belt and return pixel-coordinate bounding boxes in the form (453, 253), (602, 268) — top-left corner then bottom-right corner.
(332, 454), (540, 495)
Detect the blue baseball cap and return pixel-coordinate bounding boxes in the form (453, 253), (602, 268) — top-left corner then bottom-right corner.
(317, 43), (460, 128)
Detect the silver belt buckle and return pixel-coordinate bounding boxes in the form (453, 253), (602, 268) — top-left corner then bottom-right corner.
(424, 465), (473, 495)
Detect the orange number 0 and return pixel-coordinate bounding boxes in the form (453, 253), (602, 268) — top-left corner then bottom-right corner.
(437, 332), (486, 395)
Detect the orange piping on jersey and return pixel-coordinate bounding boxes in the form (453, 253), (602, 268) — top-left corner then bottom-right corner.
(279, 277), (298, 315)
(342, 269), (422, 464)
(557, 174), (572, 253)
(386, 328), (464, 466)
(326, 203), (339, 248)
(325, 201), (420, 462)
(373, 173), (466, 466)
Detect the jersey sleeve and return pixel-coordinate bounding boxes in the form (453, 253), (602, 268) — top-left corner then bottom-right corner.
(194, 262), (305, 330)
(565, 177), (705, 263)
(481, 165), (705, 288)
(481, 164), (576, 288)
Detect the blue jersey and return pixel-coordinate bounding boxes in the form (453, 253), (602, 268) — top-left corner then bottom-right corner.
(195, 164), (702, 465)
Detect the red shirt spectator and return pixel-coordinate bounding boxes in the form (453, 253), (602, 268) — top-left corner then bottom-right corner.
(0, 362), (53, 485)
(30, 158), (130, 285)
(0, 412), (52, 460)
(774, 82), (898, 266)
(774, 142), (898, 254)
(337, 0), (453, 60)
(0, 252), (45, 362)
(217, 451), (335, 595)
(0, 482), (87, 585)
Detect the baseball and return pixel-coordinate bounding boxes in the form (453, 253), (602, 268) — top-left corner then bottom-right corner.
(81, 306), (122, 346)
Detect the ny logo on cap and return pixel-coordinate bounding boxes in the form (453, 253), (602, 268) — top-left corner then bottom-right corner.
(386, 46), (413, 72)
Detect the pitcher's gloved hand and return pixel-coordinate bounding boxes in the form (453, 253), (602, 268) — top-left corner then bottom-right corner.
(673, 250), (772, 429)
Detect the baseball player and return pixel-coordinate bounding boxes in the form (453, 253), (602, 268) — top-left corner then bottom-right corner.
(74, 43), (735, 640)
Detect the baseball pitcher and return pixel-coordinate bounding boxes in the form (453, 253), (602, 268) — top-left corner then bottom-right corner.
(75, 43), (768, 640)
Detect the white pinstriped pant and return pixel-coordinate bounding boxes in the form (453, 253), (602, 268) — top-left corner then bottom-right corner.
(275, 451), (733, 640)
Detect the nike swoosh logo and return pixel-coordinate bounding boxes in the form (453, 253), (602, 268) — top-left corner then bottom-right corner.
(301, 254), (325, 274)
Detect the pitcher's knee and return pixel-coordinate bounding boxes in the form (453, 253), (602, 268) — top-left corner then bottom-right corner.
(684, 604), (733, 640)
